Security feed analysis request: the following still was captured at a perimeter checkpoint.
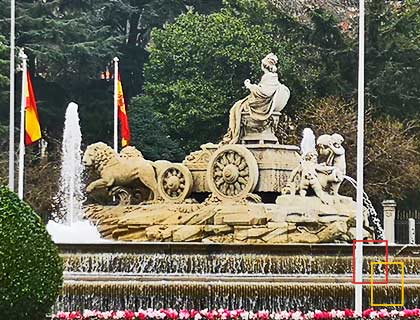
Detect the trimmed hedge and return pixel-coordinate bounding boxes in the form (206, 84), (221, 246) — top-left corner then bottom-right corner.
(0, 186), (63, 319)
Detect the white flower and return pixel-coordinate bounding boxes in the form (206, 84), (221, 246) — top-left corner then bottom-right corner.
(241, 311), (250, 320)
(390, 310), (400, 317)
(195, 313), (203, 320)
(291, 311), (302, 320)
(113, 310), (125, 319)
(306, 311), (314, 319)
(83, 310), (95, 318)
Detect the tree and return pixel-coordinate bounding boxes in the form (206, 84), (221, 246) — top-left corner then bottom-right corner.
(0, 35), (8, 110)
(365, 0), (420, 119)
(292, 97), (420, 205)
(133, 0), (331, 156)
(0, 186), (63, 319)
(128, 96), (184, 161)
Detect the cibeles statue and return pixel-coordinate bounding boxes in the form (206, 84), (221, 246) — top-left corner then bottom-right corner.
(223, 53), (290, 144)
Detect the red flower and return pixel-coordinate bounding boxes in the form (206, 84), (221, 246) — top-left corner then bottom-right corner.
(124, 310), (135, 320)
(362, 309), (374, 318)
(344, 309), (354, 318)
(138, 310), (147, 320)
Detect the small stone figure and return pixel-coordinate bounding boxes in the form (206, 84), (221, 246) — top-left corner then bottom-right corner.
(283, 128), (347, 203)
(223, 53), (290, 144)
(316, 133), (346, 196)
(287, 151), (333, 204)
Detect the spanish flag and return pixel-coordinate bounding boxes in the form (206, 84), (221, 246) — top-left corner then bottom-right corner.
(24, 71), (41, 145)
(117, 72), (131, 147)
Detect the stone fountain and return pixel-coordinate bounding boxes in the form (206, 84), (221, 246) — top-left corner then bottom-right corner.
(55, 53), (420, 311)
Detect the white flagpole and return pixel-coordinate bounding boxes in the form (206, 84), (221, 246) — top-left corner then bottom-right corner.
(355, 0), (365, 313)
(8, 0), (15, 191)
(113, 57), (119, 153)
(17, 49), (27, 200)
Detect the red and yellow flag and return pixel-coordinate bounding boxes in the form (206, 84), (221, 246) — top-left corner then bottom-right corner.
(25, 71), (42, 145)
(117, 72), (131, 147)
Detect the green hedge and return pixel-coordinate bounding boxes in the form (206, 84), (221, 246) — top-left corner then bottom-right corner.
(0, 186), (63, 319)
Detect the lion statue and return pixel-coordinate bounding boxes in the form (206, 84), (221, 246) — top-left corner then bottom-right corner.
(83, 142), (159, 201)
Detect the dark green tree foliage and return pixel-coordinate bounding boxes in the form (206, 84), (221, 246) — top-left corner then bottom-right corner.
(305, 9), (357, 98)
(365, 0), (420, 119)
(129, 96), (184, 161)
(0, 186), (63, 319)
(0, 0), (222, 146)
(0, 0), (123, 144)
(135, 0), (320, 155)
(7, 0), (122, 84)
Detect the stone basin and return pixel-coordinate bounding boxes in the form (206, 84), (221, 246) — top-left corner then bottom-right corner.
(55, 242), (420, 312)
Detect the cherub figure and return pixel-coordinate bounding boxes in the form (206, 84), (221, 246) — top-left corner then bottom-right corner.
(316, 133), (346, 195)
(287, 151), (334, 204)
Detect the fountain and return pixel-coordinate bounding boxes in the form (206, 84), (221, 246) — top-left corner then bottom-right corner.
(52, 54), (420, 311)
(47, 102), (105, 243)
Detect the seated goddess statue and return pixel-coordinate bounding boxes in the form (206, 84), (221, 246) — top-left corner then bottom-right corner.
(223, 53), (290, 144)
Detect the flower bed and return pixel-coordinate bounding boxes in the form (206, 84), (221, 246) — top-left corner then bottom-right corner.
(51, 309), (420, 320)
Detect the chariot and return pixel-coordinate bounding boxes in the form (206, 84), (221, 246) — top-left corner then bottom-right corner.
(156, 111), (300, 203)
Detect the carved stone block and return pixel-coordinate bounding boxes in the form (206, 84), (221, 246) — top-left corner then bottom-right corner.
(173, 226), (203, 241)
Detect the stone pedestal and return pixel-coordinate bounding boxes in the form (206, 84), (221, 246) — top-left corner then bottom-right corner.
(409, 218), (416, 245)
(240, 111), (281, 144)
(382, 200), (396, 244)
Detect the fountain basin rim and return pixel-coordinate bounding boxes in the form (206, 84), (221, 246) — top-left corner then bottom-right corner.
(58, 242), (420, 256)
(63, 272), (420, 284)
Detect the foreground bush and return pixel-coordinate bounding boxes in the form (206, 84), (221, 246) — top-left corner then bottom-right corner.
(0, 186), (63, 319)
(51, 308), (420, 320)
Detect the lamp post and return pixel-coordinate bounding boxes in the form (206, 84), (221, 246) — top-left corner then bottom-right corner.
(355, 0), (365, 313)
(17, 49), (27, 200)
(113, 57), (119, 153)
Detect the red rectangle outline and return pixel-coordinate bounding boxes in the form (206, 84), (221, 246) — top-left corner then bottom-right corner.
(352, 239), (389, 284)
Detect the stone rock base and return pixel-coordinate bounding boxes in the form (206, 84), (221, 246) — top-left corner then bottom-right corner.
(84, 195), (374, 243)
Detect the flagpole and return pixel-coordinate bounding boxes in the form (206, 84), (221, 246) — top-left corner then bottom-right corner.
(17, 49), (27, 200)
(8, 0), (15, 191)
(355, 0), (365, 313)
(113, 57), (119, 153)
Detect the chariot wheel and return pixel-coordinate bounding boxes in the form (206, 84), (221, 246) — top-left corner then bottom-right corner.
(206, 145), (259, 200)
(158, 164), (193, 202)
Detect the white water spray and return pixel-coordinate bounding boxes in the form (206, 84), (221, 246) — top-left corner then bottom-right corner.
(47, 102), (106, 243)
(344, 175), (385, 240)
(59, 102), (84, 224)
(300, 128), (316, 156)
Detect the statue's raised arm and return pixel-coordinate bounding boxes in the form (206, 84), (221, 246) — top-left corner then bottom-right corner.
(223, 53), (290, 144)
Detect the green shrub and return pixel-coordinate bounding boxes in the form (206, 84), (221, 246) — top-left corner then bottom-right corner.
(0, 185), (63, 319)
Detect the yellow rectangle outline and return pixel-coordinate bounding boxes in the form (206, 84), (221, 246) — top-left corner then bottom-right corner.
(370, 261), (404, 307)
